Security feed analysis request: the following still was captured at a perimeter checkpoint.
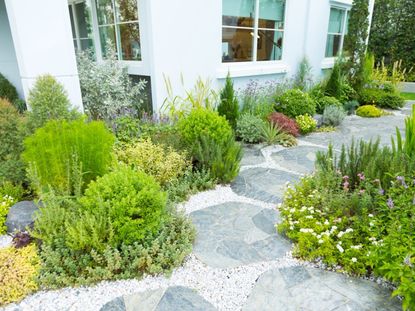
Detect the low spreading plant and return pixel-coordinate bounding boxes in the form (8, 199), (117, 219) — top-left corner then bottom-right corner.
(275, 89), (316, 118)
(268, 112), (300, 137)
(343, 100), (360, 115)
(295, 114), (317, 134)
(378, 93), (405, 109)
(356, 105), (383, 118)
(322, 105), (346, 126)
(0, 194), (16, 235)
(260, 122), (297, 147)
(236, 113), (266, 143)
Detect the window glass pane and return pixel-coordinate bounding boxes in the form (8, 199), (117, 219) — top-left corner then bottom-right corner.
(222, 27), (253, 62)
(99, 25), (116, 58)
(69, 6), (76, 38)
(258, 0), (285, 30)
(116, 0), (138, 22)
(80, 38), (95, 51)
(96, 0), (114, 25)
(328, 8), (344, 34)
(222, 0), (255, 27)
(257, 29), (283, 61)
(325, 34), (342, 57)
(119, 23), (141, 60)
(75, 2), (92, 38)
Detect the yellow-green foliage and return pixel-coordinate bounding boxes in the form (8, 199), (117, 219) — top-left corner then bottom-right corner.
(0, 195), (16, 235)
(116, 139), (189, 185)
(295, 114), (317, 134)
(356, 105), (382, 118)
(0, 244), (40, 305)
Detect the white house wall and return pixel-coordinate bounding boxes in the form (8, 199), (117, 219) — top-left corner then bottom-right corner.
(4, 0), (83, 110)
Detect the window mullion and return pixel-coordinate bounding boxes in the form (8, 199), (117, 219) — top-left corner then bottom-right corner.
(90, 0), (103, 61)
(71, 4), (82, 50)
(253, 0), (259, 62)
(339, 9), (348, 55)
(112, 0), (122, 60)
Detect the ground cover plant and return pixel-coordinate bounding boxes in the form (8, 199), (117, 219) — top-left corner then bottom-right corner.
(278, 106), (415, 310)
(402, 92), (415, 100)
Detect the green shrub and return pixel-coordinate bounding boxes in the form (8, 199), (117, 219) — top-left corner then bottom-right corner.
(339, 81), (358, 103)
(218, 73), (239, 129)
(26, 75), (79, 131)
(315, 96), (342, 114)
(79, 166), (167, 246)
(295, 114), (317, 134)
(358, 88), (384, 105)
(260, 122), (297, 147)
(0, 244), (39, 305)
(356, 105), (382, 118)
(0, 194), (16, 235)
(0, 99), (26, 185)
(178, 108), (232, 147)
(392, 104), (415, 159)
(293, 57), (313, 91)
(193, 134), (242, 183)
(343, 100), (360, 115)
(378, 93), (405, 109)
(0, 73), (18, 104)
(23, 119), (115, 195)
(113, 116), (141, 143)
(115, 139), (189, 186)
(275, 89), (316, 118)
(236, 113), (266, 143)
(325, 63), (342, 99)
(322, 105), (346, 126)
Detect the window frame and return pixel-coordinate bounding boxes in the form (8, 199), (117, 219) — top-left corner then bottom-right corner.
(68, 0), (94, 52)
(325, 5), (349, 59)
(221, 0), (287, 64)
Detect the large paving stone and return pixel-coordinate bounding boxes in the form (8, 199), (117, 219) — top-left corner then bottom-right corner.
(5, 201), (39, 233)
(241, 144), (266, 166)
(231, 168), (299, 203)
(271, 145), (328, 174)
(190, 202), (291, 268)
(100, 287), (216, 311)
(243, 266), (401, 311)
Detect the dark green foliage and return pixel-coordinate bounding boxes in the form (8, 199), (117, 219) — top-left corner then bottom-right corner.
(193, 134), (242, 184)
(378, 93), (405, 109)
(316, 96), (342, 114)
(275, 89), (316, 118)
(343, 100), (360, 115)
(325, 63), (343, 99)
(360, 88), (407, 109)
(0, 73), (18, 104)
(358, 88), (384, 105)
(79, 166), (167, 246)
(218, 74), (239, 129)
(26, 75), (79, 131)
(322, 105), (346, 126)
(22, 119), (115, 195)
(0, 99), (26, 185)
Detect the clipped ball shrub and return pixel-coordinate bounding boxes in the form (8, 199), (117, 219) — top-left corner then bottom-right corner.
(378, 93), (405, 109)
(27, 74), (79, 131)
(0, 244), (39, 305)
(322, 105), (346, 126)
(315, 96), (342, 114)
(268, 112), (300, 137)
(236, 113), (266, 143)
(0, 99), (26, 185)
(275, 89), (316, 118)
(356, 105), (383, 118)
(295, 114), (317, 134)
(0, 73), (18, 104)
(79, 166), (167, 246)
(23, 119), (115, 195)
(116, 139), (189, 185)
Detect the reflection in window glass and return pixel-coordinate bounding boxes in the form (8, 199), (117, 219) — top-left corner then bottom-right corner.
(68, 2), (95, 54)
(325, 8), (347, 58)
(222, 0), (285, 62)
(95, 0), (141, 61)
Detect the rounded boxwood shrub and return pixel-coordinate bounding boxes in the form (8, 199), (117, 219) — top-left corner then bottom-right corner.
(236, 113), (266, 143)
(0, 73), (18, 104)
(268, 112), (300, 137)
(316, 96), (342, 114)
(275, 89), (316, 118)
(378, 93), (405, 109)
(79, 166), (167, 246)
(178, 108), (232, 147)
(356, 105), (383, 118)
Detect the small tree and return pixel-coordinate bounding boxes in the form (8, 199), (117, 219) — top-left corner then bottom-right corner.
(325, 63), (342, 99)
(218, 73), (239, 129)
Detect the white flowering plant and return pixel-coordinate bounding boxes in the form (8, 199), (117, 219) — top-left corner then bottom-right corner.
(0, 194), (16, 234)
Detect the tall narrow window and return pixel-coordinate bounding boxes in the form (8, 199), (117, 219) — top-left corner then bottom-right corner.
(96, 0), (141, 61)
(325, 7), (348, 58)
(68, 1), (94, 52)
(222, 0), (285, 63)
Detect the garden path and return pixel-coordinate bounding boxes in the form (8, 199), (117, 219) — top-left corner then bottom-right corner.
(8, 103), (413, 311)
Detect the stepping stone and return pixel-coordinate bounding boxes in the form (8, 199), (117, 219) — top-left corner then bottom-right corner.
(190, 202), (291, 268)
(243, 266), (401, 311)
(231, 168), (299, 203)
(271, 146), (327, 174)
(101, 286), (216, 311)
(241, 144), (265, 166)
(6, 201), (39, 233)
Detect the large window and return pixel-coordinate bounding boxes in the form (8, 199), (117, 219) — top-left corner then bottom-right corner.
(69, 1), (94, 52)
(325, 7), (349, 58)
(95, 0), (141, 61)
(222, 0), (285, 63)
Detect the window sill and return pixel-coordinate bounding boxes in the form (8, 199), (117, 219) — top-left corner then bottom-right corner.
(217, 62), (289, 79)
(330, 0), (353, 8)
(321, 57), (336, 69)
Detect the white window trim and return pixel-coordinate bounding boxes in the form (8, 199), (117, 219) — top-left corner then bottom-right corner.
(220, 0), (288, 77)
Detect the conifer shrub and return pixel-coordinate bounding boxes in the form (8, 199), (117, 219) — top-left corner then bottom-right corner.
(275, 89), (316, 118)
(22, 119), (115, 195)
(218, 73), (239, 129)
(325, 63), (342, 99)
(268, 112), (300, 137)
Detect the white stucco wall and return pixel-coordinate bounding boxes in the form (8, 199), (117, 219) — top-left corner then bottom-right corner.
(4, 0), (83, 110)
(0, 0), (22, 97)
